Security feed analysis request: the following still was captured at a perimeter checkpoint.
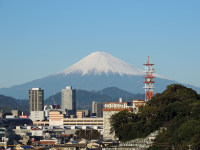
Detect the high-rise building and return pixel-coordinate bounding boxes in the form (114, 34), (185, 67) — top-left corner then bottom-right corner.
(29, 88), (44, 121)
(29, 88), (44, 112)
(92, 101), (103, 117)
(61, 86), (76, 116)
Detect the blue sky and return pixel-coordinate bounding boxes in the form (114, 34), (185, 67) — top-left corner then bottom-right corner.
(0, 0), (200, 88)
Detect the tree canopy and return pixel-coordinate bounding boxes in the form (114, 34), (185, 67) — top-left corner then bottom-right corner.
(110, 84), (200, 149)
(75, 129), (101, 140)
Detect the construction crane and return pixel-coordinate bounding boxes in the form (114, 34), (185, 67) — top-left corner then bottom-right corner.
(51, 96), (58, 109)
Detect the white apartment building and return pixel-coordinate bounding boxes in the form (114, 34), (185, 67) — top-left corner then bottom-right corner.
(102, 98), (132, 140)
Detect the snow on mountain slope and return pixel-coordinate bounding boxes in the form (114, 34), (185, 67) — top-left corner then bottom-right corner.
(56, 51), (164, 78)
(0, 51), (176, 99)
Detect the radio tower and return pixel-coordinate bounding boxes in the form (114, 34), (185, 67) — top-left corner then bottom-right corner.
(143, 56), (155, 102)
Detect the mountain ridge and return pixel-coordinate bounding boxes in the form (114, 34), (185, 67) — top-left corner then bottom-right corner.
(55, 52), (164, 78)
(0, 51), (200, 99)
(0, 87), (144, 112)
(45, 87), (145, 110)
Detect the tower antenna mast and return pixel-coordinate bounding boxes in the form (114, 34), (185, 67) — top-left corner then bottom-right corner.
(143, 56), (155, 102)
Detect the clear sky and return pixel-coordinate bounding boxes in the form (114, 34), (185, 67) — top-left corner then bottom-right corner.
(0, 0), (200, 88)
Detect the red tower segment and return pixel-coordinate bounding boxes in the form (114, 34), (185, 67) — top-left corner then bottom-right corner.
(143, 56), (155, 102)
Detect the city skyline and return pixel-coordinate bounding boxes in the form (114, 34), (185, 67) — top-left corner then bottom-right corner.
(0, 1), (200, 88)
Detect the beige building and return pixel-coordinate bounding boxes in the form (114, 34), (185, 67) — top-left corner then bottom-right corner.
(63, 117), (103, 127)
(76, 110), (84, 118)
(33, 117), (103, 131)
(102, 98), (132, 140)
(49, 110), (64, 126)
(76, 110), (90, 118)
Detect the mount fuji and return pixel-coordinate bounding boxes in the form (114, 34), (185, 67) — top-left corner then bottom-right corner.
(1, 52), (200, 99)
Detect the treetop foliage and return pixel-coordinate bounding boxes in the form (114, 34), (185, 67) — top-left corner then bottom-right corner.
(110, 84), (200, 149)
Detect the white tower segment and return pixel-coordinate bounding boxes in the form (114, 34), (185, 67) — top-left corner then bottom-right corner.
(143, 56), (155, 102)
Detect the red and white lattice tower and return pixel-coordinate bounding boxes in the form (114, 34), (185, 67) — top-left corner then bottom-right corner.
(143, 56), (155, 102)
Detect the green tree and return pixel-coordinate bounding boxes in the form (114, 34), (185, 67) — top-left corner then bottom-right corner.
(110, 109), (137, 141)
(75, 129), (101, 140)
(110, 84), (200, 149)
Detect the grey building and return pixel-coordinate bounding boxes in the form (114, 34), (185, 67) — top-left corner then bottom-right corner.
(30, 111), (44, 121)
(29, 88), (44, 112)
(92, 101), (103, 117)
(61, 86), (76, 116)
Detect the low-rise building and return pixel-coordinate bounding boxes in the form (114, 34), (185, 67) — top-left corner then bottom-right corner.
(30, 111), (44, 121)
(49, 110), (64, 126)
(31, 127), (43, 136)
(133, 99), (146, 113)
(76, 110), (90, 118)
(76, 111), (84, 118)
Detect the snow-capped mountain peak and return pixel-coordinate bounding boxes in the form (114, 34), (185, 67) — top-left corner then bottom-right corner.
(56, 52), (145, 76)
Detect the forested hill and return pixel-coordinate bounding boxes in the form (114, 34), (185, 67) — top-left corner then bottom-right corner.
(110, 84), (200, 149)
(0, 95), (29, 113)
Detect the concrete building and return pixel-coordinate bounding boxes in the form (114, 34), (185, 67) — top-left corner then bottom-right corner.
(61, 86), (76, 116)
(76, 110), (84, 118)
(29, 88), (44, 112)
(30, 111), (44, 121)
(33, 117), (103, 131)
(49, 110), (64, 126)
(92, 101), (103, 117)
(77, 110), (90, 117)
(102, 98), (132, 140)
(31, 127), (44, 136)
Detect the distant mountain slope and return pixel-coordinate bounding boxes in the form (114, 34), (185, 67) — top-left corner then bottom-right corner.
(96, 87), (145, 101)
(96, 87), (135, 99)
(1, 52), (200, 99)
(0, 95), (29, 113)
(45, 89), (113, 110)
(45, 87), (145, 110)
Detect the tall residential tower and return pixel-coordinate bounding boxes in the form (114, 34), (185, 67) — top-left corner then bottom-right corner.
(61, 86), (76, 116)
(29, 88), (44, 112)
(29, 88), (44, 121)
